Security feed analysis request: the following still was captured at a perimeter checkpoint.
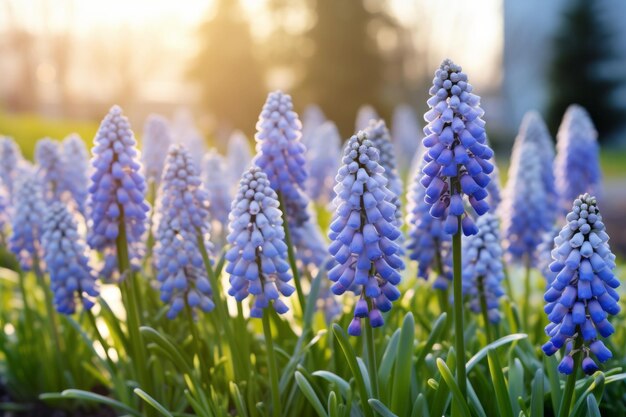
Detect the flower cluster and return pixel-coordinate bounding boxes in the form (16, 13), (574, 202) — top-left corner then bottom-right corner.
(420, 59), (493, 236)
(0, 181), (8, 244)
(407, 152), (452, 289)
(305, 121), (342, 205)
(62, 134), (90, 215)
(35, 138), (65, 202)
(87, 106), (149, 275)
(202, 149), (233, 247)
(141, 114), (173, 185)
(42, 202), (99, 314)
(328, 132), (403, 336)
(0, 136), (22, 199)
(555, 105), (602, 213)
(462, 213), (505, 323)
(301, 104), (326, 149)
(542, 194), (619, 375)
(172, 109), (206, 170)
(225, 167), (294, 317)
(391, 104), (422, 174)
(154, 145), (215, 319)
(227, 130), (253, 189)
(9, 175), (46, 270)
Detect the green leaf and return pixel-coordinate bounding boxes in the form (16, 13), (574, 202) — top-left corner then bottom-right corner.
(378, 329), (400, 396)
(508, 358), (524, 417)
(530, 369), (544, 417)
(40, 390), (142, 417)
(312, 371), (351, 399)
(134, 388), (174, 417)
(368, 399), (399, 417)
(295, 371), (329, 417)
(487, 350), (514, 417)
(435, 358), (471, 417)
(571, 372), (605, 417)
(230, 382), (249, 417)
(410, 393), (429, 417)
(467, 380), (487, 417)
(544, 355), (562, 413)
(586, 395), (602, 417)
(465, 334), (527, 373)
(328, 391), (339, 417)
(415, 313), (447, 372)
(332, 324), (374, 417)
(391, 313), (414, 416)
(140, 326), (192, 374)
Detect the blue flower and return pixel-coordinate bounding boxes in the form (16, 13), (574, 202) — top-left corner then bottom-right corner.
(42, 202), (99, 314)
(35, 138), (65, 202)
(500, 140), (552, 265)
(227, 130), (253, 189)
(301, 104), (326, 150)
(225, 167), (294, 318)
(391, 104), (422, 175)
(202, 149), (233, 248)
(462, 213), (505, 323)
(420, 59), (494, 236)
(0, 180), (8, 244)
(154, 144), (215, 319)
(62, 134), (90, 215)
(0, 136), (23, 200)
(305, 121), (342, 205)
(87, 106), (149, 276)
(555, 105), (602, 213)
(9, 175), (46, 270)
(538, 227), (560, 284)
(254, 90), (307, 202)
(328, 131), (404, 336)
(407, 150), (452, 289)
(141, 114), (173, 185)
(172, 109), (206, 171)
(542, 194), (620, 375)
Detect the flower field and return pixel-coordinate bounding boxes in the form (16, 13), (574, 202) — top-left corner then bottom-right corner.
(0, 59), (625, 417)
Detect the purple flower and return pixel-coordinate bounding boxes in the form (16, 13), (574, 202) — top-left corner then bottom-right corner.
(154, 145), (215, 319)
(301, 104), (326, 150)
(555, 105), (602, 213)
(227, 130), (253, 189)
(225, 167), (294, 318)
(305, 121), (342, 205)
(202, 149), (233, 248)
(172, 109), (206, 170)
(420, 59), (494, 236)
(141, 114), (173, 185)
(542, 194), (619, 375)
(0, 180), (8, 244)
(391, 104), (422, 175)
(42, 202), (99, 314)
(328, 131), (404, 336)
(0, 136), (23, 200)
(35, 138), (65, 202)
(62, 134), (90, 215)
(9, 175), (46, 270)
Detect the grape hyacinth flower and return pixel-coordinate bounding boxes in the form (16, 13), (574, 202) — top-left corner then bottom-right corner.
(88, 105), (149, 276)
(355, 104), (379, 132)
(538, 227), (560, 284)
(35, 137), (66, 202)
(328, 131), (403, 336)
(225, 167), (294, 317)
(154, 145), (215, 319)
(301, 104), (326, 150)
(407, 153), (452, 290)
(542, 194), (620, 376)
(305, 121), (342, 205)
(0, 136), (22, 200)
(202, 149), (232, 247)
(172, 109), (206, 171)
(227, 130), (253, 189)
(462, 213), (505, 327)
(420, 59), (493, 236)
(391, 104), (422, 175)
(42, 202), (99, 314)
(0, 180), (8, 244)
(9, 175), (46, 270)
(555, 105), (602, 213)
(62, 134), (90, 215)
(141, 114), (173, 185)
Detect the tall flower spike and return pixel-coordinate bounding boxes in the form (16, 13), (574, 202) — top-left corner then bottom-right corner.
(9, 175), (46, 270)
(62, 134), (90, 215)
(172, 109), (206, 170)
(227, 130), (253, 189)
(500, 139), (552, 264)
(0, 180), (8, 245)
(328, 131), (404, 336)
(141, 114), (173, 185)
(305, 121), (342, 204)
(88, 106), (149, 275)
(538, 227), (560, 284)
(420, 59), (494, 236)
(154, 145), (215, 319)
(254, 90), (307, 202)
(35, 137), (65, 202)
(301, 104), (326, 149)
(202, 149), (232, 247)
(225, 167), (294, 317)
(462, 213), (505, 323)
(542, 194), (620, 375)
(407, 152), (452, 289)
(42, 202), (99, 314)
(0, 136), (22, 200)
(555, 105), (602, 213)
(391, 104), (422, 175)
(355, 104), (379, 132)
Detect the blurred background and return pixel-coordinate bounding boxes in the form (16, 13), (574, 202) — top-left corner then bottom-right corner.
(1, 0), (625, 246)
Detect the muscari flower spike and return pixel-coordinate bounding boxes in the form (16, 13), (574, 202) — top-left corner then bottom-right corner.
(500, 140), (552, 264)
(542, 194), (620, 375)
(9, 175), (46, 270)
(0, 180), (8, 244)
(62, 134), (90, 215)
(305, 121), (342, 205)
(462, 213), (505, 323)
(391, 104), (422, 175)
(202, 149), (233, 247)
(154, 145), (215, 319)
(42, 202), (99, 314)
(407, 151), (452, 289)
(35, 137), (66, 202)
(555, 105), (602, 213)
(225, 167), (294, 318)
(88, 106), (149, 276)
(301, 104), (326, 150)
(227, 130), (253, 189)
(328, 131), (404, 336)
(538, 227), (560, 284)
(0, 136), (23, 199)
(172, 109), (206, 171)
(141, 114), (173, 185)
(420, 59), (494, 236)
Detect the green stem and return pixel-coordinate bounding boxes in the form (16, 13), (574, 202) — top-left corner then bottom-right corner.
(558, 337), (583, 417)
(277, 192), (306, 313)
(16, 270), (34, 342)
(85, 306), (116, 371)
(523, 257), (532, 332)
(364, 310), (380, 399)
(477, 276), (493, 344)
(185, 303), (209, 385)
(262, 312), (282, 417)
(452, 218), (466, 400)
(143, 180), (157, 269)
